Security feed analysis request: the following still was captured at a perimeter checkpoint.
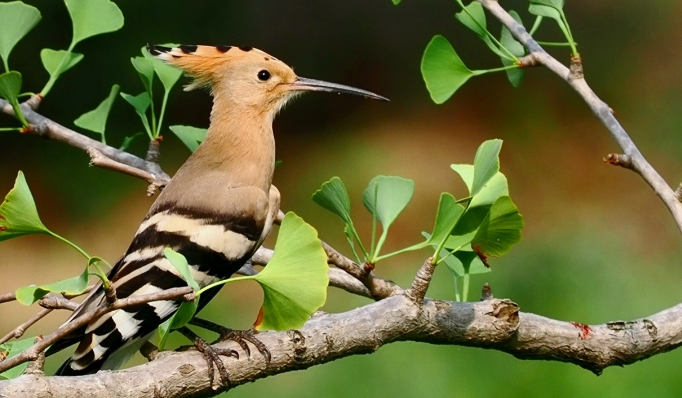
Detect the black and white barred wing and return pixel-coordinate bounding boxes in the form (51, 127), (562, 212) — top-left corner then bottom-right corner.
(57, 206), (263, 375)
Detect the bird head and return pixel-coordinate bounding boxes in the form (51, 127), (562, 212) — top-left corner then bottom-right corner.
(147, 44), (387, 115)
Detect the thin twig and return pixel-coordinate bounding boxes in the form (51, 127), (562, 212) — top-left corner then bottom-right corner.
(0, 98), (171, 186)
(88, 147), (167, 195)
(406, 257), (436, 304)
(0, 292), (15, 304)
(38, 295), (79, 311)
(0, 309), (52, 346)
(478, 0), (682, 235)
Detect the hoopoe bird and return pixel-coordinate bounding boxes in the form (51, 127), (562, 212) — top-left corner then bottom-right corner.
(50, 44), (387, 377)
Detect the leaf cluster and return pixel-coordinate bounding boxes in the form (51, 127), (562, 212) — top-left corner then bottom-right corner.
(410, 0), (576, 104)
(313, 140), (523, 301)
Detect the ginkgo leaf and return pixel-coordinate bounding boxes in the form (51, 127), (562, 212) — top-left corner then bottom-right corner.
(0, 337), (35, 379)
(312, 177), (353, 225)
(40, 49), (84, 79)
(157, 248), (200, 348)
(15, 266), (89, 305)
(169, 125), (207, 153)
(74, 84), (119, 139)
(0, 1), (41, 69)
(471, 196), (524, 261)
(0, 171), (50, 242)
(251, 212), (328, 331)
(421, 35), (479, 104)
(65, 0), (124, 46)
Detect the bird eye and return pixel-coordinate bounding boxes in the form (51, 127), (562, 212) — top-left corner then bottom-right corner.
(257, 70), (271, 81)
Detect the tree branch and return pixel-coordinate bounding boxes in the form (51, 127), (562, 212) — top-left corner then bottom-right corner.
(477, 0), (682, 234)
(2, 294), (680, 397)
(0, 98), (171, 189)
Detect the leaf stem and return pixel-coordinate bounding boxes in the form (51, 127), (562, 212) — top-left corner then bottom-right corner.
(0, 127), (21, 132)
(156, 91), (170, 138)
(195, 275), (252, 297)
(453, 274), (461, 302)
(529, 16), (543, 36)
(559, 11), (578, 56)
(369, 183), (378, 261)
(41, 44), (75, 97)
(477, 64), (520, 75)
(47, 231), (89, 260)
(462, 273), (470, 302)
(2, 59), (8, 74)
(536, 41), (575, 47)
(346, 234), (362, 264)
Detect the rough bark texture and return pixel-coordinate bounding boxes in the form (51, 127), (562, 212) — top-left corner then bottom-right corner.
(2, 295), (682, 397)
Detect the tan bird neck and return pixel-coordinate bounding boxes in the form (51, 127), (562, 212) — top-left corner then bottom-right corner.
(152, 93), (276, 212)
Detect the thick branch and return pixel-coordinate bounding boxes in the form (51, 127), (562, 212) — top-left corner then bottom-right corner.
(477, 0), (682, 234)
(0, 98), (170, 186)
(1, 294), (680, 397)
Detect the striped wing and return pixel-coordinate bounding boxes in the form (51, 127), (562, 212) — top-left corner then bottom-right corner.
(57, 205), (263, 375)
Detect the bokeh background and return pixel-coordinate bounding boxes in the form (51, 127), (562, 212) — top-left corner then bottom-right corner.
(2, 0), (682, 396)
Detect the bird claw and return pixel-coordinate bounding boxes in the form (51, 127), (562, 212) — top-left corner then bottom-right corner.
(215, 328), (271, 364)
(178, 327), (239, 389)
(189, 318), (271, 363)
(192, 336), (239, 389)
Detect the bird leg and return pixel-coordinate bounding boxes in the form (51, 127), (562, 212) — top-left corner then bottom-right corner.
(189, 317), (272, 363)
(178, 326), (239, 389)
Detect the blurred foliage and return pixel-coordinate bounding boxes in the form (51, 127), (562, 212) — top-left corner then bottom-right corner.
(1, 0), (682, 396)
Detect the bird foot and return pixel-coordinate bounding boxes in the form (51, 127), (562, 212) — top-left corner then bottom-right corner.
(190, 318), (271, 363)
(178, 327), (239, 390)
(215, 328), (271, 363)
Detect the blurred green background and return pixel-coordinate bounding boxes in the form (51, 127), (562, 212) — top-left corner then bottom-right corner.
(2, 0), (682, 396)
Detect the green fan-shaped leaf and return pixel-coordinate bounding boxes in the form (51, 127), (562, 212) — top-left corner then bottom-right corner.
(169, 125), (207, 153)
(131, 57), (155, 94)
(363, 176), (414, 229)
(15, 266), (89, 305)
(40, 49), (84, 79)
(421, 35), (478, 104)
(451, 164), (509, 209)
(443, 248), (491, 277)
(312, 177), (353, 225)
(251, 212), (328, 331)
(0, 71), (21, 108)
(428, 193), (465, 245)
(500, 11), (525, 87)
(121, 92), (151, 137)
(65, 0), (124, 46)
(74, 84), (119, 139)
(363, 176), (414, 259)
(0, 337), (35, 379)
(119, 132), (144, 151)
(158, 249), (200, 348)
(154, 61), (182, 93)
(0, 2), (41, 70)
(528, 4), (566, 32)
(471, 196), (523, 259)
(0, 171), (50, 242)
(455, 2), (508, 59)
(121, 92), (150, 114)
(472, 139), (503, 195)
(164, 248), (199, 292)
(375, 193), (465, 261)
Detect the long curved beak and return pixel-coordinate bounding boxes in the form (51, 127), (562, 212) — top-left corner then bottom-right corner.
(289, 77), (389, 101)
